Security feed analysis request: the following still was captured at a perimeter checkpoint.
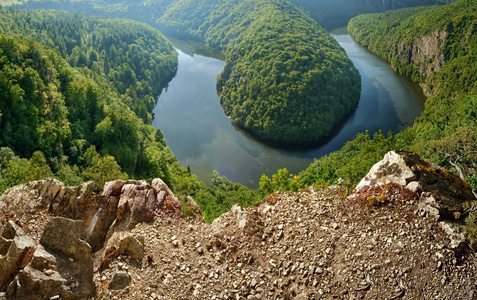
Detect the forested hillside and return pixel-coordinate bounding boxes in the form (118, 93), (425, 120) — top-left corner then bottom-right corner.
(0, 8), (260, 222)
(289, 0), (456, 29)
(295, 0), (477, 196)
(0, 8), (177, 124)
(13, 0), (362, 144)
(0, 9), (178, 187)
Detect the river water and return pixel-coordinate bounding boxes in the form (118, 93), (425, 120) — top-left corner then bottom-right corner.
(152, 29), (426, 188)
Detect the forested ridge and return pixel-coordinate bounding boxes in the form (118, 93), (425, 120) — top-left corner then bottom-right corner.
(0, 8), (177, 124)
(13, 0), (362, 144)
(289, 0), (456, 29)
(0, 8), (260, 222)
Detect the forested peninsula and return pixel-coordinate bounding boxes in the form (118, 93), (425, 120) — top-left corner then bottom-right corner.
(156, 0), (361, 144)
(16, 0), (362, 144)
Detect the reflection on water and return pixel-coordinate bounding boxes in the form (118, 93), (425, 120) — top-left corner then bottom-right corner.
(153, 31), (425, 188)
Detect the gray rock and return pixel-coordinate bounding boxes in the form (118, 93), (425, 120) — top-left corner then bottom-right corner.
(0, 221), (36, 291)
(106, 179), (182, 238)
(49, 181), (99, 221)
(108, 271), (131, 291)
(36, 217), (94, 299)
(183, 196), (205, 222)
(0, 178), (63, 218)
(30, 245), (57, 272)
(348, 150), (475, 220)
(103, 231), (145, 264)
(6, 265), (67, 300)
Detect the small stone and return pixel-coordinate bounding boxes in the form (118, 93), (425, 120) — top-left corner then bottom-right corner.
(108, 271), (131, 291)
(43, 269), (55, 276)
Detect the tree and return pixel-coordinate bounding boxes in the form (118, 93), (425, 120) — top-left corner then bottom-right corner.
(431, 126), (477, 197)
(25, 151), (53, 181)
(83, 152), (127, 190)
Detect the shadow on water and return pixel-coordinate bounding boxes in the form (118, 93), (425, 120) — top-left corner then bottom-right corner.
(153, 28), (426, 188)
(167, 36), (225, 60)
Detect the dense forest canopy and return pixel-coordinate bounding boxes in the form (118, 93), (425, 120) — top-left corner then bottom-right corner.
(0, 8), (177, 124)
(12, 0), (362, 144)
(289, 0), (457, 29)
(0, 8), (178, 183)
(0, 8), (261, 222)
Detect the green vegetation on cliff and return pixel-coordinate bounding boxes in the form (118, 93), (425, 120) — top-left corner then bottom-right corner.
(348, 1), (476, 97)
(296, 0), (477, 193)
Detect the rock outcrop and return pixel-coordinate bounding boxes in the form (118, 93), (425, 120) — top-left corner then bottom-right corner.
(183, 196), (205, 222)
(6, 217), (94, 299)
(0, 178), (63, 219)
(0, 178), (182, 298)
(0, 178), (182, 253)
(103, 179), (182, 241)
(394, 29), (447, 96)
(1, 152), (476, 299)
(0, 221), (36, 291)
(348, 150), (475, 220)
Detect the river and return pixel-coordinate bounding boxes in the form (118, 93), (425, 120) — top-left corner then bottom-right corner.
(152, 29), (426, 188)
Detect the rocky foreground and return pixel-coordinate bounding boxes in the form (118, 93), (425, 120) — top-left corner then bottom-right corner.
(1, 151), (477, 299)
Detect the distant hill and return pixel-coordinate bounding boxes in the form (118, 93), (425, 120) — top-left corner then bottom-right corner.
(290, 0), (457, 29)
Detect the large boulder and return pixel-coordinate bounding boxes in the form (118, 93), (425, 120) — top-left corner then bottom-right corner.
(7, 217), (95, 299)
(104, 231), (144, 261)
(348, 150), (476, 220)
(0, 221), (36, 291)
(85, 195), (121, 252)
(0, 178), (63, 219)
(151, 178), (182, 218)
(108, 271), (131, 291)
(99, 231), (144, 270)
(105, 179), (182, 237)
(50, 181), (99, 222)
(183, 196), (205, 222)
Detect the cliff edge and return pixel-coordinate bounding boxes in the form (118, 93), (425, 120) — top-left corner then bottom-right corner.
(0, 151), (476, 299)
